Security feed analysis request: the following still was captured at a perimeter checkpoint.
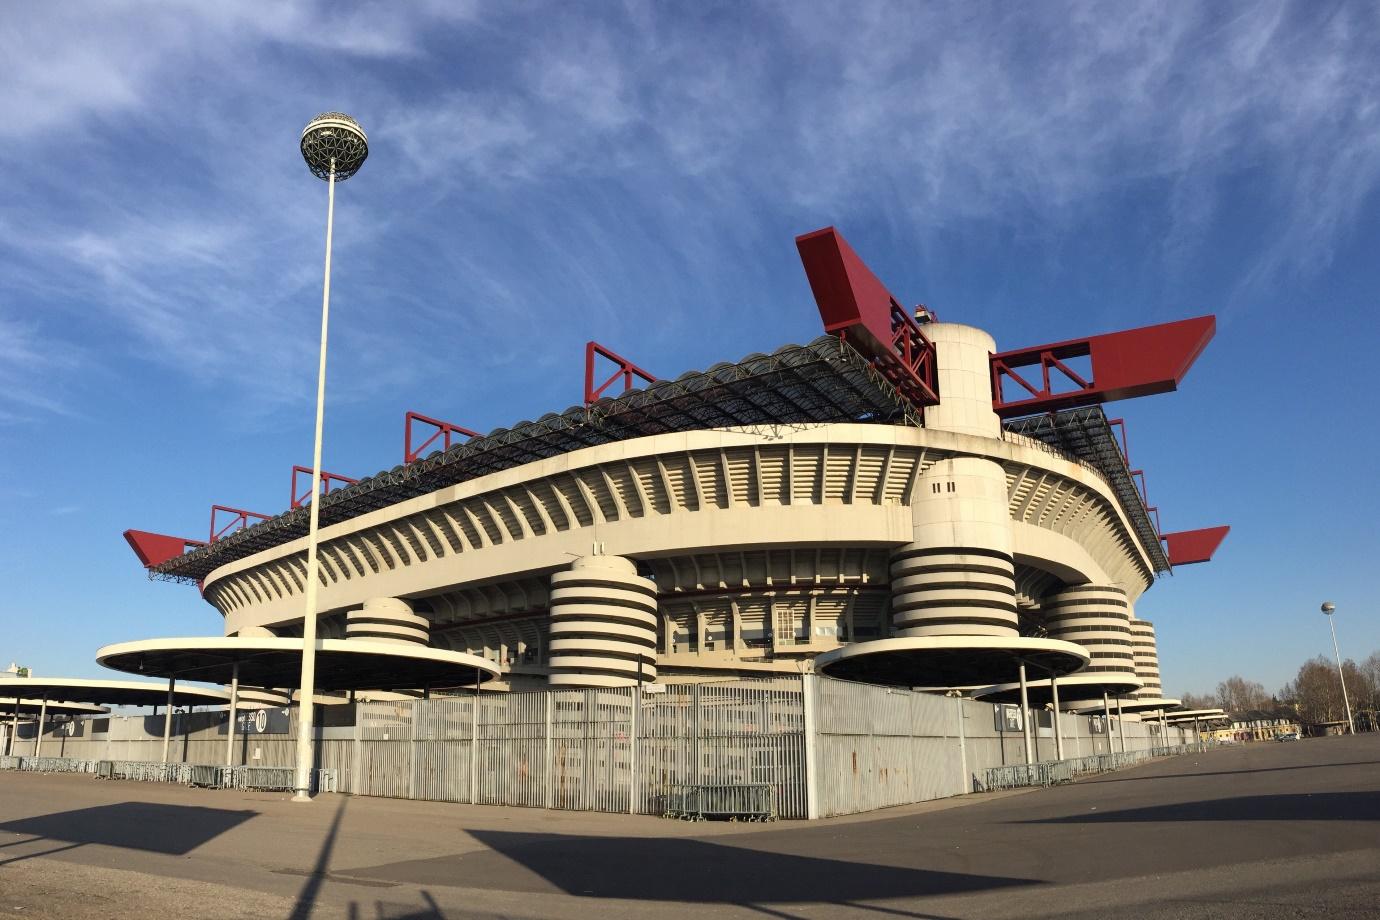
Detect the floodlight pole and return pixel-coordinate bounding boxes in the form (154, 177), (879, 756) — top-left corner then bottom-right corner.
(1322, 603), (1355, 735)
(293, 158), (336, 802)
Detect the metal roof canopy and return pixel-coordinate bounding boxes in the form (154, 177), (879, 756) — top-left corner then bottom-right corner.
(973, 671), (1144, 706)
(1, 699), (108, 718)
(96, 638), (501, 692)
(1003, 407), (1172, 574)
(814, 636), (1090, 689)
(0, 677), (229, 709)
(1069, 696), (1183, 715)
(150, 337), (918, 583)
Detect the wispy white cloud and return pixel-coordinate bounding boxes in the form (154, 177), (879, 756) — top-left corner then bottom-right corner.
(0, 1), (1376, 428)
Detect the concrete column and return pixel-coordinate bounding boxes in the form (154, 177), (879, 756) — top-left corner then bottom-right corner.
(1116, 696), (1126, 753)
(921, 323), (1003, 438)
(35, 696), (48, 758)
(1018, 662), (1033, 765)
(1102, 692), (1111, 755)
(547, 555), (658, 689)
(7, 699), (17, 756)
(1044, 585), (1138, 695)
(892, 457), (1017, 639)
(224, 663), (240, 767)
(1050, 671), (1064, 760)
(1130, 618), (1162, 701)
(161, 677), (176, 764)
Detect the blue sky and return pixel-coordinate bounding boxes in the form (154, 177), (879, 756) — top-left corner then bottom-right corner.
(1, 2), (1377, 699)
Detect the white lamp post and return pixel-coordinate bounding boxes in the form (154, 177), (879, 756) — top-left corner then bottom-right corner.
(292, 113), (368, 801)
(1320, 602), (1355, 735)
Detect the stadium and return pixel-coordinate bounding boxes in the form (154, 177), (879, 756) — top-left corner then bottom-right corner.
(122, 226), (1226, 705)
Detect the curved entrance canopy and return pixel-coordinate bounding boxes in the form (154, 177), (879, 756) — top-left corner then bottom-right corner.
(813, 636), (1089, 689)
(96, 637), (501, 692)
(0, 677), (229, 709)
(973, 671), (1143, 706)
(1, 698), (108, 718)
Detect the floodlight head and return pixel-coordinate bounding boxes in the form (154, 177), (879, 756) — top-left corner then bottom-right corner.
(300, 112), (368, 181)
(1321, 601), (1336, 615)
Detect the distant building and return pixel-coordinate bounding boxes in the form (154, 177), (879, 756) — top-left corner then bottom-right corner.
(1207, 710), (1299, 742)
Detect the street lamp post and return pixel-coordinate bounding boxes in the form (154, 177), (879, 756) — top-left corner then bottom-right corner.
(1320, 602), (1355, 735)
(293, 113), (369, 802)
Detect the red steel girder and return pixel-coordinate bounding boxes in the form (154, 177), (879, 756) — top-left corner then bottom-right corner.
(209, 505), (270, 543)
(405, 411), (481, 464)
(795, 227), (939, 408)
(1161, 526), (1230, 566)
(124, 529), (207, 568)
(992, 316), (1216, 418)
(584, 341), (655, 406)
(290, 465), (359, 509)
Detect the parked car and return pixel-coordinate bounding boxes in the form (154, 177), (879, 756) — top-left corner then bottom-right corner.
(1276, 732), (1300, 742)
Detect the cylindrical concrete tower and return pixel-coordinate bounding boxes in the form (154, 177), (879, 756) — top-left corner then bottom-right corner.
(547, 555), (658, 688)
(891, 457), (1017, 638)
(345, 597), (430, 646)
(1042, 585), (1138, 691)
(921, 323), (1002, 439)
(1130, 618), (1162, 700)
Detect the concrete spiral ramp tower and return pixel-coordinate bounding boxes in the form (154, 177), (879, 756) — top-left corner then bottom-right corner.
(816, 325), (1088, 688)
(1130, 618), (1162, 700)
(345, 597), (430, 646)
(547, 555), (658, 688)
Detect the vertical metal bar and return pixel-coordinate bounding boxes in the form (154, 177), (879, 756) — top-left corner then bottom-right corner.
(801, 673), (819, 819)
(409, 698), (420, 801)
(692, 683), (702, 785)
(224, 662), (239, 767)
(351, 699), (362, 796)
(544, 691), (554, 809)
(629, 687), (640, 815)
(470, 676), (480, 805)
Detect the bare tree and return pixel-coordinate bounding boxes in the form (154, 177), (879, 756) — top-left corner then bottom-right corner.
(1215, 675), (1270, 714)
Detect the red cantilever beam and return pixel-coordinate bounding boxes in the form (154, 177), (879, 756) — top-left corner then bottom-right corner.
(1161, 526), (1230, 566)
(124, 529), (207, 568)
(584, 341), (655, 406)
(795, 227), (939, 408)
(991, 315), (1216, 418)
(290, 465), (359, 509)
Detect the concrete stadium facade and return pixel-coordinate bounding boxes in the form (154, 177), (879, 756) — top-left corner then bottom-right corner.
(185, 324), (1168, 701)
(129, 228), (1224, 714)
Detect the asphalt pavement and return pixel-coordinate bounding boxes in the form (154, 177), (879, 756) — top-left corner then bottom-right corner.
(0, 733), (1376, 919)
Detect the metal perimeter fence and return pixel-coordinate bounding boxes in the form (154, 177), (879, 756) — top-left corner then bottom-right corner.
(0, 675), (1199, 820)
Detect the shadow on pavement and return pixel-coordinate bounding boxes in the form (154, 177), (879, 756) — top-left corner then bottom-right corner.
(1022, 791), (1380, 823)
(1079, 760), (1380, 786)
(0, 801), (257, 858)
(340, 829), (1037, 912)
(287, 795), (348, 920)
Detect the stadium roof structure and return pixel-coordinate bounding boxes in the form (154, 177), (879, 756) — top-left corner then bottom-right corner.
(0, 677), (229, 709)
(96, 637), (502, 692)
(144, 336), (1169, 584)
